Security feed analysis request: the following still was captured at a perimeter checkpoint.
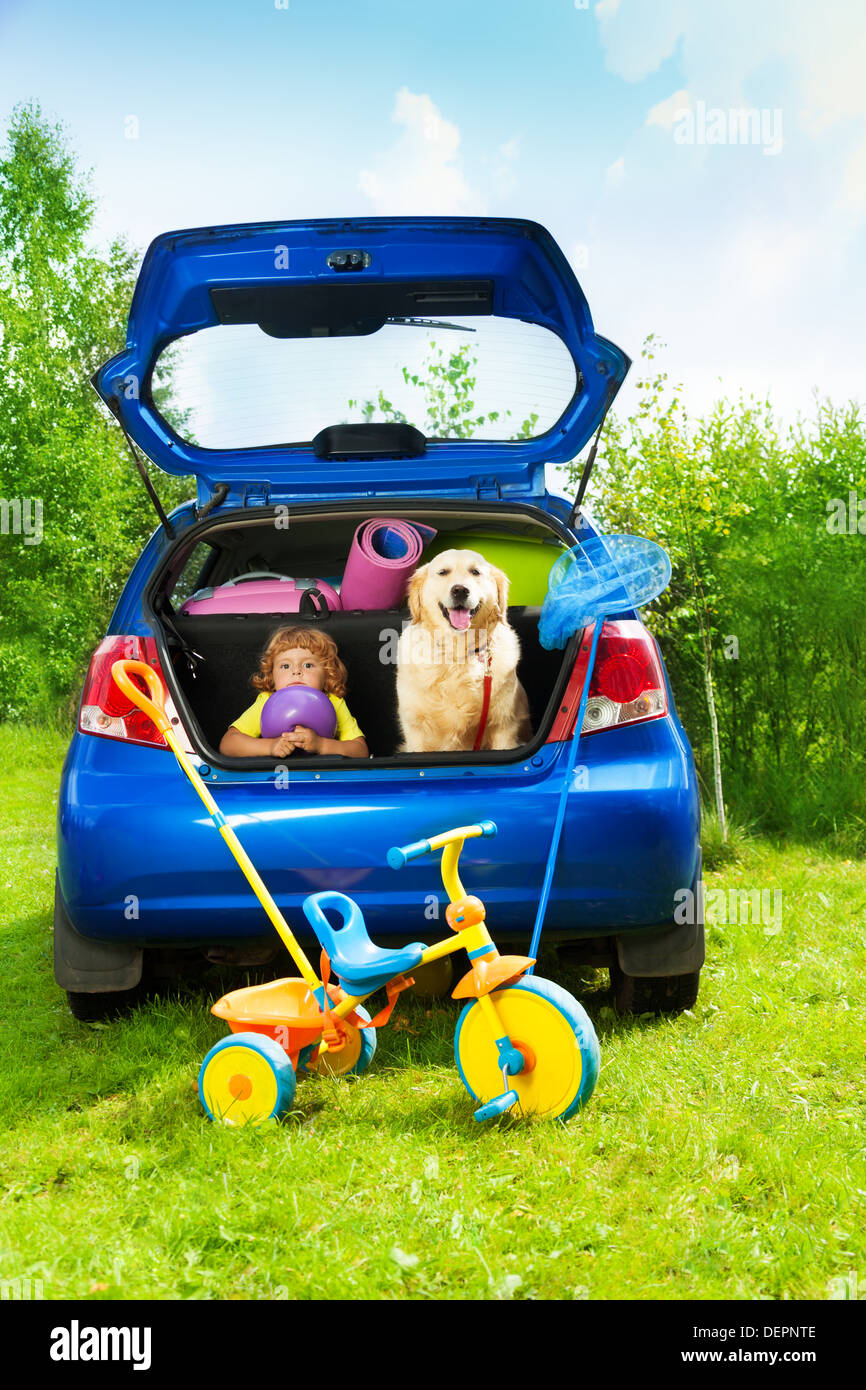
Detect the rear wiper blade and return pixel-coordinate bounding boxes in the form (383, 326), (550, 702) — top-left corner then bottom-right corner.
(386, 317), (476, 332)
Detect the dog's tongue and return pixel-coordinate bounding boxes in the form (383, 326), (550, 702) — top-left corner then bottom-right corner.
(448, 608), (472, 631)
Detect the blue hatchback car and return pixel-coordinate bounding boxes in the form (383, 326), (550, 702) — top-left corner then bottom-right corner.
(55, 217), (702, 1019)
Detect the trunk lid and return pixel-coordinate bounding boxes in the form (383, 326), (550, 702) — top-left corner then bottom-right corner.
(93, 217), (629, 505)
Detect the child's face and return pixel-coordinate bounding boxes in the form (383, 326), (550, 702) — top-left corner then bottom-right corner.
(272, 646), (326, 691)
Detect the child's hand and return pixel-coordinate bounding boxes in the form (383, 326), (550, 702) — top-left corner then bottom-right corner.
(269, 733), (296, 759)
(285, 725), (323, 754)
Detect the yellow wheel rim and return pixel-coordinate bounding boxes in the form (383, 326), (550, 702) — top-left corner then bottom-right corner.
(201, 1045), (280, 1126)
(456, 987), (583, 1119)
(314, 1021), (364, 1077)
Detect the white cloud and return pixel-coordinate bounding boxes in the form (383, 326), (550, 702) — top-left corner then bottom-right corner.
(493, 136), (521, 198)
(595, 0), (687, 83)
(783, 2), (866, 136)
(598, 0), (866, 217)
(725, 222), (813, 299)
(843, 141), (866, 210)
(358, 87), (481, 215)
(568, 0), (866, 429)
(646, 89), (692, 131)
(605, 156), (625, 189)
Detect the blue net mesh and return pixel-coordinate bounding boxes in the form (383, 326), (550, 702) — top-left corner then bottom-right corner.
(538, 535), (672, 650)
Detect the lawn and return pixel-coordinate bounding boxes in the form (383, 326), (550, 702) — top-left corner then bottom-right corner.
(1, 723), (864, 1301)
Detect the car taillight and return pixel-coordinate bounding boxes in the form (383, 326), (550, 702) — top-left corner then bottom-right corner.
(581, 620), (667, 735)
(78, 635), (169, 747)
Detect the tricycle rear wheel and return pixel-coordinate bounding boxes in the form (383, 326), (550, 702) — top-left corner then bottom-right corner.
(311, 1004), (377, 1077)
(199, 1032), (296, 1125)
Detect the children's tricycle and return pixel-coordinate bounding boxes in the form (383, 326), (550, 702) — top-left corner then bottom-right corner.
(200, 823), (600, 1126)
(111, 659), (601, 1126)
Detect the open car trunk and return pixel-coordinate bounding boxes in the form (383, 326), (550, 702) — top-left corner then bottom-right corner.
(146, 500), (579, 768)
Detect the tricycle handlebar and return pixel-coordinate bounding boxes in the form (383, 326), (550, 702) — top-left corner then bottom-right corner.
(386, 822), (496, 870)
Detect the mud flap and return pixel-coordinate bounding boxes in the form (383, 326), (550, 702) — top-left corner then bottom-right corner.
(615, 849), (704, 978)
(53, 875), (143, 992)
(615, 918), (705, 978)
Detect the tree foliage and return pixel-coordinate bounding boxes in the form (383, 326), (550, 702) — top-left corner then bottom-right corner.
(568, 337), (866, 845)
(0, 103), (191, 719)
(350, 340), (539, 439)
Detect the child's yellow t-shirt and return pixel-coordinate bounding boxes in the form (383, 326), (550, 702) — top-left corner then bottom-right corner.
(230, 691), (364, 742)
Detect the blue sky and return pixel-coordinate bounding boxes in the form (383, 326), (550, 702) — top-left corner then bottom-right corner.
(2, 0), (865, 431)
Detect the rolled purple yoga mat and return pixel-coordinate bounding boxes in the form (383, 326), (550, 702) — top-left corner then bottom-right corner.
(340, 518), (437, 610)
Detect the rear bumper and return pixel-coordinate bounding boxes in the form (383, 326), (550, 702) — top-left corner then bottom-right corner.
(57, 715), (699, 947)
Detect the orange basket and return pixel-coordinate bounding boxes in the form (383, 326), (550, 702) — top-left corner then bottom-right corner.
(211, 977), (325, 1067)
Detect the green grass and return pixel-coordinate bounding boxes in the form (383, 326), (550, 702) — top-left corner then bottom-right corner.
(1, 724), (864, 1301)
(699, 805), (757, 870)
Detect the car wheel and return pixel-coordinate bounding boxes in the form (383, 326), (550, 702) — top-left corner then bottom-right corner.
(66, 986), (144, 1021)
(609, 961), (700, 1015)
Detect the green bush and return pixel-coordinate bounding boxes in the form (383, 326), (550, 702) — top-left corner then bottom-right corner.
(0, 103), (191, 724)
(570, 340), (866, 846)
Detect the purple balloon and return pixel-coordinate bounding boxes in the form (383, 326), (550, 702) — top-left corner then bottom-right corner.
(260, 686), (337, 740)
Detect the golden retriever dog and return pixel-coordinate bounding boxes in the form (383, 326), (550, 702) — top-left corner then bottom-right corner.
(396, 549), (532, 752)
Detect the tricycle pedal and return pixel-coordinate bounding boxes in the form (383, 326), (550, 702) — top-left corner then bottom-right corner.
(473, 1089), (519, 1122)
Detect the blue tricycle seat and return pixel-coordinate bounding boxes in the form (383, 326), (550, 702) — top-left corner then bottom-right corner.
(302, 891), (425, 995)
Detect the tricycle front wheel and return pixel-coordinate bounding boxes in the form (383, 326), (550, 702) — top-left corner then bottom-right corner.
(454, 977), (599, 1121)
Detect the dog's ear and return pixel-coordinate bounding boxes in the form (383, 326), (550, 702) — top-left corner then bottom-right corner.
(491, 564), (509, 619)
(407, 564), (428, 623)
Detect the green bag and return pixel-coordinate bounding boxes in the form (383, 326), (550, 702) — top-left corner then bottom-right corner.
(423, 531), (566, 606)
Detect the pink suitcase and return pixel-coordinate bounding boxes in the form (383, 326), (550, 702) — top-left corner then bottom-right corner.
(179, 574), (342, 616)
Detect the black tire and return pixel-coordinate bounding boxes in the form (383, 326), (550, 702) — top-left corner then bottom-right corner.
(609, 961), (700, 1016)
(66, 986), (144, 1021)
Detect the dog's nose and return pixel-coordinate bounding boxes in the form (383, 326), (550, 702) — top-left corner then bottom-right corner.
(450, 585), (470, 605)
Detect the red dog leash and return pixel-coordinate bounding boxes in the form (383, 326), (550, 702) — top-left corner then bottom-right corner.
(473, 642), (494, 751)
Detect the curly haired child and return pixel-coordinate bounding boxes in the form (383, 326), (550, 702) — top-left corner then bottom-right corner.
(219, 626), (368, 759)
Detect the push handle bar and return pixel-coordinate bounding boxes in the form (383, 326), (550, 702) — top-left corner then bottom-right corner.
(111, 659), (172, 735)
(387, 821), (497, 870)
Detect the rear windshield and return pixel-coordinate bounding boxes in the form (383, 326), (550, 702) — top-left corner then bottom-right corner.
(149, 316), (578, 450)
